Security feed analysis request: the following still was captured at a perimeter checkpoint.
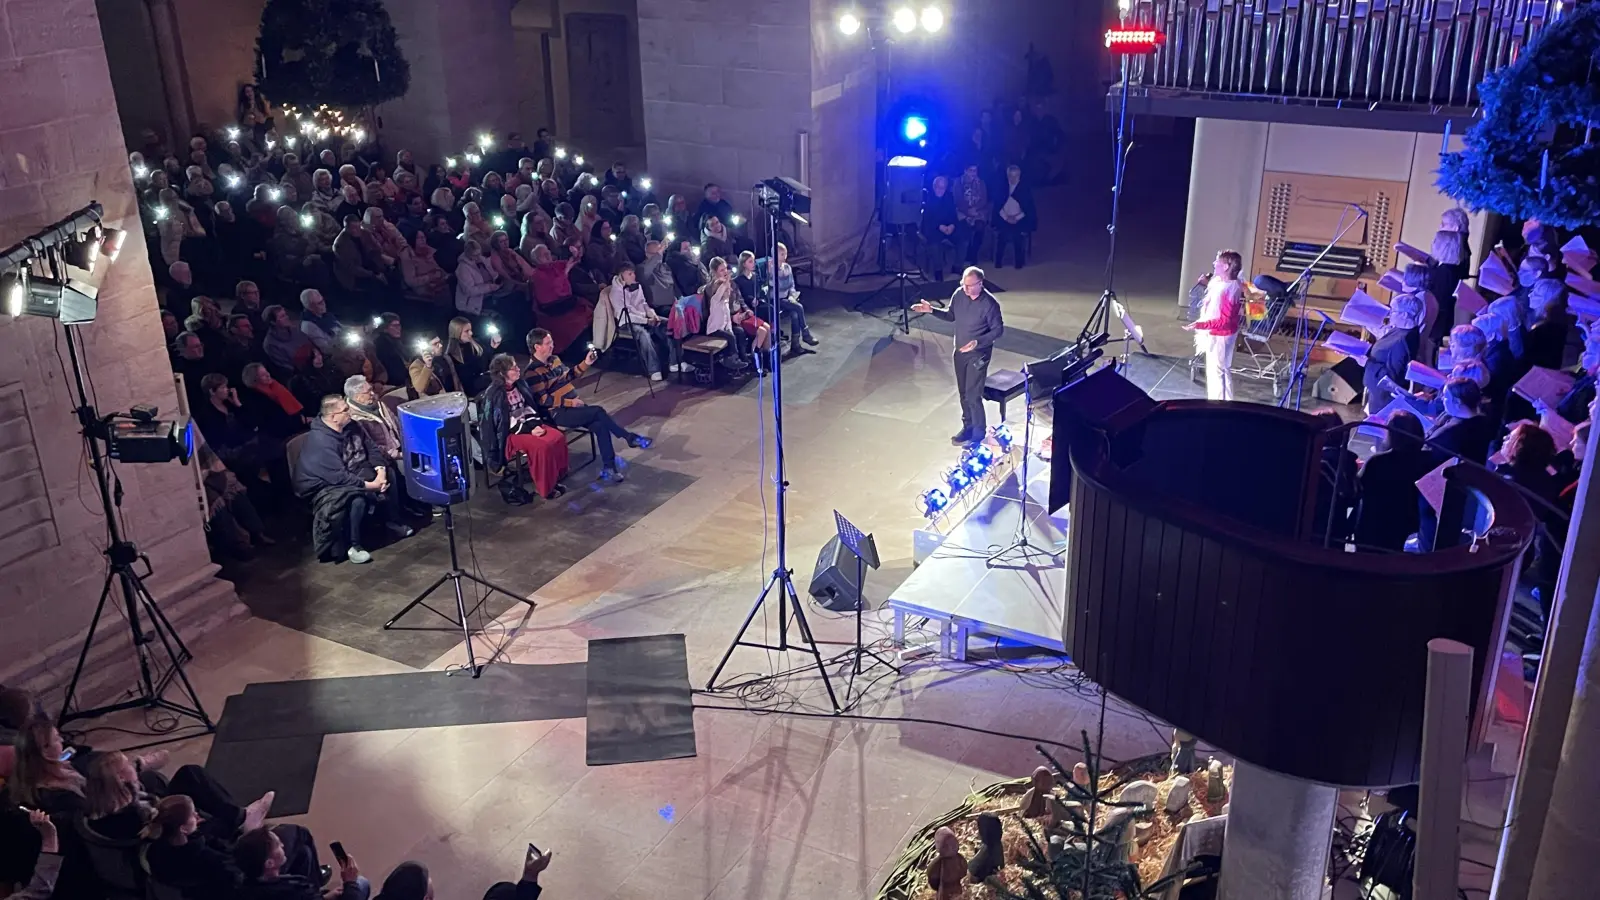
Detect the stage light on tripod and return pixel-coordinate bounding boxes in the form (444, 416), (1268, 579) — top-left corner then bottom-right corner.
(918, 487), (950, 517)
(892, 7), (916, 32)
(901, 116), (928, 143)
(838, 11), (861, 34)
(919, 7), (944, 32)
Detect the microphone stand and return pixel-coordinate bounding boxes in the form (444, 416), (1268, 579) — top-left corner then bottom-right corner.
(1276, 204), (1369, 410)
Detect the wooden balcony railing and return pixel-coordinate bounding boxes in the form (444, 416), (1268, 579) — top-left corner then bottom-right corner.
(1121, 0), (1565, 110)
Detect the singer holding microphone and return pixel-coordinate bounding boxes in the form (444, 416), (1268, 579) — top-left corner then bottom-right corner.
(1185, 250), (1245, 401)
(912, 266), (1005, 445)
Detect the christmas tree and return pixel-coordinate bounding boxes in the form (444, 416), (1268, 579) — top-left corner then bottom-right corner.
(1436, 3), (1600, 228)
(255, 0), (411, 110)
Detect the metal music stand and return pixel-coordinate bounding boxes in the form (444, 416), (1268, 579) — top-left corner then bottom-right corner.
(832, 510), (899, 701)
(986, 354), (1073, 570)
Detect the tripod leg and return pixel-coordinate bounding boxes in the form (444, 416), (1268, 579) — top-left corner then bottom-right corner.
(459, 573), (536, 609)
(706, 573), (780, 690)
(451, 574), (482, 677)
(783, 577), (841, 713)
(57, 572), (117, 725)
(383, 574), (456, 629)
(131, 576), (214, 727)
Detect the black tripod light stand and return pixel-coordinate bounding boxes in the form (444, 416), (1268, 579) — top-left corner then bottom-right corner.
(383, 458), (533, 677)
(706, 178), (841, 713)
(56, 325), (213, 744)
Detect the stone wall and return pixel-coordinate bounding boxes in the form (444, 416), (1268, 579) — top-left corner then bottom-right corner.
(382, 0), (522, 163)
(0, 0), (241, 706)
(170, 0), (266, 131)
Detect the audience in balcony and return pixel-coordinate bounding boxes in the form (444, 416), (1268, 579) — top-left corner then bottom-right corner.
(1352, 411), (1431, 552)
(1363, 294), (1426, 416)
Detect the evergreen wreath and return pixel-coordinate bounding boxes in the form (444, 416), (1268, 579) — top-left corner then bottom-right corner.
(255, 0), (412, 110)
(1437, 2), (1600, 228)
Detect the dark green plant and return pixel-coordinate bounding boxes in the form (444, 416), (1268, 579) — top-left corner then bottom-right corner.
(255, 0), (411, 110)
(990, 734), (1195, 900)
(1436, 3), (1600, 228)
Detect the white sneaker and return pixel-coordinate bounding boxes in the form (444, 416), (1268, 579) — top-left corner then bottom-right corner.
(347, 546), (372, 564)
(650, 372), (664, 382)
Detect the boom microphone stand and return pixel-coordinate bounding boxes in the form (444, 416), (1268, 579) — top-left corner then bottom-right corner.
(1276, 204), (1368, 410)
(706, 182), (841, 713)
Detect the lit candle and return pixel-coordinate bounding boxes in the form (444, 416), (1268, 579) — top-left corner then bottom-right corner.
(554, 147), (568, 160)
(639, 177), (653, 191)
(730, 214), (743, 226)
(300, 213), (315, 228)
(133, 164), (149, 180)
(574, 155), (585, 166)
(643, 218), (653, 228)
(478, 133), (493, 148)
(226, 126), (240, 140)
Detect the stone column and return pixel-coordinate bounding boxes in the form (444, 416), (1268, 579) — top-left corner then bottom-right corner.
(1218, 762), (1338, 900)
(1492, 424), (1600, 898)
(145, 0), (195, 142)
(1525, 586), (1600, 895)
(0, 0), (241, 707)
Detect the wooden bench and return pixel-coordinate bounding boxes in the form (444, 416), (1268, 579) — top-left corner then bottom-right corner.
(679, 334), (731, 386)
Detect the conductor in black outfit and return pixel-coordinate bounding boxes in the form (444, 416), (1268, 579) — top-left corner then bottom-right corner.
(913, 266), (1005, 445)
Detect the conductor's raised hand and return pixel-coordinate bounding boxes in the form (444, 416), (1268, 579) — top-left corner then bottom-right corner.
(910, 300), (934, 314)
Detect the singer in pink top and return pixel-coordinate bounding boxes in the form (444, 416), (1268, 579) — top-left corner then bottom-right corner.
(1185, 249), (1245, 401)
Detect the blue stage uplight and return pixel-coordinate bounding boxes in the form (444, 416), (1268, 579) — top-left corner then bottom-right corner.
(946, 468), (971, 494)
(963, 453), (989, 478)
(919, 487), (951, 517)
(901, 116), (928, 143)
(973, 444), (996, 465)
(993, 424), (1014, 450)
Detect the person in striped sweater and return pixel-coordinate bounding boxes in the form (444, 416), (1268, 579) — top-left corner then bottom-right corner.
(522, 328), (651, 482)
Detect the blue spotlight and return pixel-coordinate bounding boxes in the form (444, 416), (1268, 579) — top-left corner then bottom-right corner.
(919, 487), (950, 517)
(947, 468), (972, 494)
(901, 115), (928, 143)
(993, 424), (1014, 450)
(963, 453), (989, 478)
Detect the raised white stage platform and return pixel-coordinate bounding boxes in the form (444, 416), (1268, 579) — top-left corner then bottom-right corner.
(887, 464), (1069, 659)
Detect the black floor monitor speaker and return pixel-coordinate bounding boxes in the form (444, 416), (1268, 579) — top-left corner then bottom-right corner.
(883, 160), (926, 227)
(398, 393), (471, 506)
(1314, 357), (1365, 406)
(808, 535), (862, 611)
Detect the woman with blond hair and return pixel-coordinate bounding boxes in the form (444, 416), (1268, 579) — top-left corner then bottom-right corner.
(460, 201), (495, 248)
(446, 316), (500, 395)
(142, 796), (243, 900)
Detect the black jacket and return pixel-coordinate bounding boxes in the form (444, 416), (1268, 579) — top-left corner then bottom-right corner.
(1426, 413), (1497, 466)
(992, 180), (1037, 232)
(291, 418), (383, 499)
(921, 190), (958, 241)
(1354, 447), (1434, 551)
(236, 874), (364, 900)
(1557, 371), (1597, 424)
(145, 836), (242, 900)
(1363, 328), (1419, 400)
(481, 381), (555, 471)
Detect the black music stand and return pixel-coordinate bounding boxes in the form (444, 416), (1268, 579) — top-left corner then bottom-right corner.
(833, 510), (899, 704)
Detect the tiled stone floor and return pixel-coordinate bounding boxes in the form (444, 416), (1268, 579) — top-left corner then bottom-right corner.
(82, 135), (1515, 899)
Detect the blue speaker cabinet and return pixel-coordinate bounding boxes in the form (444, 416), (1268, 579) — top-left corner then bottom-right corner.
(398, 392), (471, 506)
